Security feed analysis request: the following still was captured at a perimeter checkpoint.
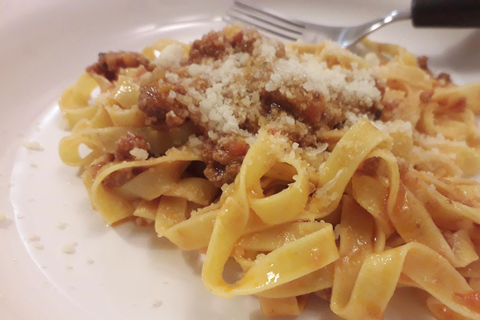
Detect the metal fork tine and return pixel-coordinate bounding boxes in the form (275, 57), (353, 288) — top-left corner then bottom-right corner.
(224, 13), (299, 41)
(226, 1), (412, 48)
(233, 1), (305, 31)
(229, 7), (303, 36)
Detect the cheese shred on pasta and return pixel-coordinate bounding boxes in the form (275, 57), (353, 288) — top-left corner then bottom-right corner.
(59, 25), (480, 319)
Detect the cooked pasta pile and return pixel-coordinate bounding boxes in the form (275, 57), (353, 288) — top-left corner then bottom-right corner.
(59, 25), (480, 319)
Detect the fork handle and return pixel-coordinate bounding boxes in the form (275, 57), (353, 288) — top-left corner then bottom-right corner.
(412, 0), (480, 27)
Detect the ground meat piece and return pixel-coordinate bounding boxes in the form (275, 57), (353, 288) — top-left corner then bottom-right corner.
(114, 132), (151, 161)
(138, 70), (189, 127)
(138, 67), (212, 128)
(86, 51), (153, 81)
(231, 31), (256, 54)
(417, 56), (429, 70)
(373, 108), (383, 121)
(102, 169), (135, 188)
(188, 28), (283, 64)
(417, 56), (452, 86)
(262, 109), (318, 148)
(203, 162), (242, 187)
(138, 79), (174, 124)
(419, 89), (434, 103)
(203, 163), (226, 187)
(211, 136), (249, 165)
(224, 162), (242, 182)
(165, 110), (186, 127)
(201, 135), (249, 187)
(436, 72), (451, 84)
(87, 133), (150, 188)
(260, 88), (338, 127)
(189, 31), (231, 64)
(231, 29), (285, 57)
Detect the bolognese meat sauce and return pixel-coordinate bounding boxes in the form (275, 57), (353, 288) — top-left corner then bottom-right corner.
(90, 26), (385, 187)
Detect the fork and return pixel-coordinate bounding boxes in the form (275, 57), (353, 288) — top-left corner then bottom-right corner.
(225, 0), (480, 48)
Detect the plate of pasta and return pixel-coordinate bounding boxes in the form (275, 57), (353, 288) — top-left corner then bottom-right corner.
(2, 0), (480, 319)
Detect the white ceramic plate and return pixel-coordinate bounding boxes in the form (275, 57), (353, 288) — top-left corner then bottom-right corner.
(1, 0), (480, 319)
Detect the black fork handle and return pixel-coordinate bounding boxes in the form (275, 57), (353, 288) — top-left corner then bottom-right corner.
(412, 0), (480, 27)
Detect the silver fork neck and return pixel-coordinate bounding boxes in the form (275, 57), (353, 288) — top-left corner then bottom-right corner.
(388, 10), (412, 22)
(339, 9), (412, 48)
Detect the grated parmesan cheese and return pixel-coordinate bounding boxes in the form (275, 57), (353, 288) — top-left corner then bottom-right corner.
(28, 233), (41, 242)
(154, 44), (185, 69)
(62, 241), (78, 254)
(187, 135), (203, 147)
(136, 27), (387, 186)
(22, 140), (44, 151)
(129, 147), (149, 160)
(334, 224), (342, 240)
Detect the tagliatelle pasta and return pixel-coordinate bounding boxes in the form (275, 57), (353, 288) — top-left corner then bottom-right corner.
(59, 25), (480, 319)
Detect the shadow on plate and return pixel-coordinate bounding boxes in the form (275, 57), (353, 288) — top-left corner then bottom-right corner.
(435, 29), (480, 74)
(113, 221), (179, 251)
